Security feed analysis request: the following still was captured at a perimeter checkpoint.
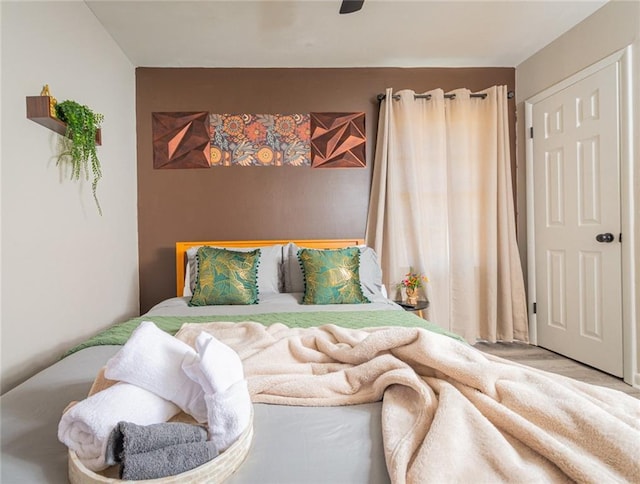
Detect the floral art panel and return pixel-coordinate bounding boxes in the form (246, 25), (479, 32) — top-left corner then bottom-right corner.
(310, 112), (366, 168)
(209, 114), (311, 166)
(152, 112), (212, 169)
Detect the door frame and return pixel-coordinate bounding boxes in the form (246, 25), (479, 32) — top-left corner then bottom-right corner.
(525, 46), (637, 387)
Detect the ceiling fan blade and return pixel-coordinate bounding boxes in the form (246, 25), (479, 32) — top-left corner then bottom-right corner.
(340, 0), (365, 14)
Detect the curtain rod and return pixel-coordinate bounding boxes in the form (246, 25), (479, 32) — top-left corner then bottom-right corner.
(376, 91), (515, 102)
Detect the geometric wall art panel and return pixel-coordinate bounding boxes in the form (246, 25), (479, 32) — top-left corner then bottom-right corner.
(152, 112), (211, 169)
(209, 114), (311, 166)
(310, 112), (366, 168)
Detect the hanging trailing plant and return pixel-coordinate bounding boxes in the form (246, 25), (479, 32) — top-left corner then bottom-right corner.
(55, 100), (104, 215)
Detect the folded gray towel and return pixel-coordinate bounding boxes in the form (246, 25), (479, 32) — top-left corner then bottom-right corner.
(105, 421), (208, 466)
(121, 441), (218, 480)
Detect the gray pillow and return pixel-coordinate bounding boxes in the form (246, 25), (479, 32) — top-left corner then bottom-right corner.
(185, 244), (283, 296)
(283, 242), (383, 297)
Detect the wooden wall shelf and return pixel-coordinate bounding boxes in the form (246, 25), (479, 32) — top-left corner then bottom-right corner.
(26, 96), (102, 145)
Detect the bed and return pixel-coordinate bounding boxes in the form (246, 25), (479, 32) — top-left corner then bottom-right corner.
(1, 239), (639, 483)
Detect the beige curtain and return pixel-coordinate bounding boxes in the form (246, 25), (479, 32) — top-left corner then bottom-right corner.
(366, 86), (528, 343)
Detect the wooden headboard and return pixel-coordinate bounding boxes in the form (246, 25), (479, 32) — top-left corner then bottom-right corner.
(175, 239), (364, 296)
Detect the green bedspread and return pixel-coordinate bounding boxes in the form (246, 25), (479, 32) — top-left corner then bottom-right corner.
(64, 310), (464, 358)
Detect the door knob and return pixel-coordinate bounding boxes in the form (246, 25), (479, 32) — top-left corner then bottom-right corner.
(595, 233), (615, 243)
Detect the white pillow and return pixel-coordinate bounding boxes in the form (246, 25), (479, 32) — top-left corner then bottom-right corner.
(282, 242), (384, 298)
(282, 242), (305, 293)
(184, 263), (192, 297)
(357, 245), (385, 298)
(184, 245), (283, 297)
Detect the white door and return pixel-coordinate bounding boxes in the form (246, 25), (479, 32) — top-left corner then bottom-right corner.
(532, 62), (622, 377)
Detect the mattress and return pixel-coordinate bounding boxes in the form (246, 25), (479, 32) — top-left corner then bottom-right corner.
(1, 293), (412, 483)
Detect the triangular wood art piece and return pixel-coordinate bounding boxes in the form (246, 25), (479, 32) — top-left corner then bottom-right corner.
(310, 112), (365, 168)
(152, 112), (211, 169)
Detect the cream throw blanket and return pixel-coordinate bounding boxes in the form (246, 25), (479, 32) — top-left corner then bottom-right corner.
(175, 322), (640, 483)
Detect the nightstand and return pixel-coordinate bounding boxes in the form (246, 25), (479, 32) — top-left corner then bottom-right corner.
(394, 300), (430, 319)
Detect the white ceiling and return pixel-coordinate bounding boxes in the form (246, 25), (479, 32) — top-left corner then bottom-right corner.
(85, 0), (609, 68)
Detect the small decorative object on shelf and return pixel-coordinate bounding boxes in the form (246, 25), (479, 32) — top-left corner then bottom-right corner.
(397, 267), (428, 306)
(40, 84), (57, 118)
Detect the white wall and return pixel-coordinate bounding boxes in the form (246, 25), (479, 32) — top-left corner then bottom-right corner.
(515, 0), (639, 386)
(0, 1), (139, 393)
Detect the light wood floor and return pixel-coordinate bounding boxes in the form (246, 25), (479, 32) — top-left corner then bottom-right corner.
(474, 342), (640, 399)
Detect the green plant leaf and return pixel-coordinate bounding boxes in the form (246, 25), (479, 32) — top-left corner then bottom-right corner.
(55, 100), (104, 215)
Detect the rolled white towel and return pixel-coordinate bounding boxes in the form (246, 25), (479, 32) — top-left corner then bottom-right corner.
(105, 321), (207, 422)
(206, 380), (252, 454)
(181, 332), (250, 453)
(182, 331), (245, 395)
(57, 382), (180, 471)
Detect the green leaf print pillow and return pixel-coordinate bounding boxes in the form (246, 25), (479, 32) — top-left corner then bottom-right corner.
(189, 247), (260, 306)
(297, 247), (370, 305)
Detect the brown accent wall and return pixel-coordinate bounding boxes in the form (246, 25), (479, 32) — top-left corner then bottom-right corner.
(137, 67), (515, 312)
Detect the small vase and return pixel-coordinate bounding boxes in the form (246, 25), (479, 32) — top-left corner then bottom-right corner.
(405, 287), (418, 306)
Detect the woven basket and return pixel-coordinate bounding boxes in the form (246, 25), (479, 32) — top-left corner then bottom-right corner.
(68, 411), (254, 484)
